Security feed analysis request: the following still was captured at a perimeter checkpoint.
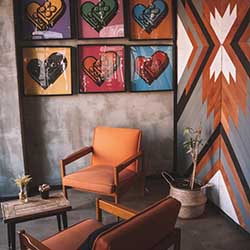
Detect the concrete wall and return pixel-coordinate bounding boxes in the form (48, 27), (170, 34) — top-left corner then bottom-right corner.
(23, 93), (173, 186)
(0, 0), (25, 197)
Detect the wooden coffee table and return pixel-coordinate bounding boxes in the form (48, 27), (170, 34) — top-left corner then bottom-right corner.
(1, 192), (72, 250)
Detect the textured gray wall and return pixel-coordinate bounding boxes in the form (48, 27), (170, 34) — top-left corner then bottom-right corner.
(23, 93), (174, 186)
(0, 0), (25, 197)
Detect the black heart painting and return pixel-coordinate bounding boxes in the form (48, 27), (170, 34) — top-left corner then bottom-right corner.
(27, 52), (67, 89)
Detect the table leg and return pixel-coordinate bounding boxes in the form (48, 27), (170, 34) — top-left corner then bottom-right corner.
(61, 212), (68, 229)
(9, 223), (16, 250)
(56, 214), (62, 231)
(7, 224), (11, 249)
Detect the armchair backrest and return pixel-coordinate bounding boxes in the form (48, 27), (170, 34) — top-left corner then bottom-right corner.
(91, 126), (142, 172)
(93, 197), (181, 250)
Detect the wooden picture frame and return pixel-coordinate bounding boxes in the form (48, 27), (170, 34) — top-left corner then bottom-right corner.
(129, 0), (174, 40)
(22, 46), (73, 96)
(77, 0), (125, 39)
(17, 0), (74, 40)
(78, 44), (126, 93)
(129, 45), (174, 92)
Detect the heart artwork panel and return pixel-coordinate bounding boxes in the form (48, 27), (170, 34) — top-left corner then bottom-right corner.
(82, 51), (119, 86)
(78, 0), (124, 38)
(25, 0), (65, 31)
(27, 52), (67, 89)
(129, 0), (173, 40)
(130, 45), (173, 92)
(80, 0), (118, 32)
(132, 0), (168, 33)
(22, 47), (72, 96)
(79, 45), (125, 93)
(21, 0), (72, 40)
(135, 51), (169, 84)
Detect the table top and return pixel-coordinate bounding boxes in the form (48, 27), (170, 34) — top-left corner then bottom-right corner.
(1, 192), (71, 223)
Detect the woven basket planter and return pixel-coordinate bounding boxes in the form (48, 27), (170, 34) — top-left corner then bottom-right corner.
(162, 172), (207, 219)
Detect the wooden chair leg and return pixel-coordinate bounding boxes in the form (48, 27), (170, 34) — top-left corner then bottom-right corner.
(173, 228), (181, 250)
(114, 194), (120, 221)
(62, 186), (68, 199)
(114, 194), (119, 204)
(96, 198), (102, 222)
(138, 174), (145, 197)
(18, 230), (26, 250)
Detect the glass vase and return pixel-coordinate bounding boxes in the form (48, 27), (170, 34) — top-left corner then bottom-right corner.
(19, 185), (28, 203)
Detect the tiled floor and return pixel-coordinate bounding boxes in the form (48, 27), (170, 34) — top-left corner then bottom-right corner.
(0, 178), (249, 250)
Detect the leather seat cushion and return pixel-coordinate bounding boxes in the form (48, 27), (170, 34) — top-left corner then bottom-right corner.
(42, 219), (103, 250)
(62, 165), (137, 194)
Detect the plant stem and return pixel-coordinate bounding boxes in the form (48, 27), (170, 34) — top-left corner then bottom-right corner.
(190, 160), (196, 190)
(190, 132), (200, 190)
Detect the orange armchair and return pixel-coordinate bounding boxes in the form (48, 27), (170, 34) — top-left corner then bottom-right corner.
(60, 126), (143, 203)
(19, 197), (181, 250)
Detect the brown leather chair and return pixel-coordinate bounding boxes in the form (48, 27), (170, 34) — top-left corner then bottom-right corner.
(60, 126), (143, 203)
(19, 197), (181, 250)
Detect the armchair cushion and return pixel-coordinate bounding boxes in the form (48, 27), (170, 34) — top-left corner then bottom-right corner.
(42, 219), (103, 250)
(92, 127), (142, 172)
(62, 165), (137, 194)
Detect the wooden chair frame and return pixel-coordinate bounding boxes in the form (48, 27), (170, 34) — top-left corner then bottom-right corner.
(19, 199), (181, 250)
(60, 146), (144, 203)
(96, 199), (181, 250)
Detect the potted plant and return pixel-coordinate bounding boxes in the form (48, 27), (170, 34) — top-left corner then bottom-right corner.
(162, 126), (210, 219)
(39, 184), (50, 199)
(14, 175), (32, 203)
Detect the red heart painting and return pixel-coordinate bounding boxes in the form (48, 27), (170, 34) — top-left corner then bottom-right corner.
(135, 51), (169, 84)
(82, 51), (119, 86)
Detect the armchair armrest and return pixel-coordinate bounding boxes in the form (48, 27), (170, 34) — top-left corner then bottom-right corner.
(115, 151), (143, 173)
(18, 230), (51, 250)
(61, 146), (93, 165)
(96, 198), (137, 222)
(113, 151), (143, 186)
(60, 146), (93, 177)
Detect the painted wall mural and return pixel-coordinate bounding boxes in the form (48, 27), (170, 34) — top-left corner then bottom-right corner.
(177, 0), (250, 233)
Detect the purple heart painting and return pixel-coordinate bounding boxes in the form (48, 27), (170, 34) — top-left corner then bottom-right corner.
(21, 0), (72, 40)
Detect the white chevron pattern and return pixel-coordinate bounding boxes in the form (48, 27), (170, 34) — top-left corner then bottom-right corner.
(210, 4), (237, 83)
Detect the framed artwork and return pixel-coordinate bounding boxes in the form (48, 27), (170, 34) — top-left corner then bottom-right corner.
(129, 0), (173, 40)
(22, 47), (73, 96)
(129, 45), (174, 92)
(77, 0), (125, 39)
(78, 45), (125, 93)
(19, 0), (73, 40)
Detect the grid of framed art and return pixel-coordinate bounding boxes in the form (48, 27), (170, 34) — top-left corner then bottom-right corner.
(14, 0), (176, 95)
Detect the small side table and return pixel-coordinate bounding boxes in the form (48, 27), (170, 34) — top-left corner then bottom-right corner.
(1, 192), (72, 250)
